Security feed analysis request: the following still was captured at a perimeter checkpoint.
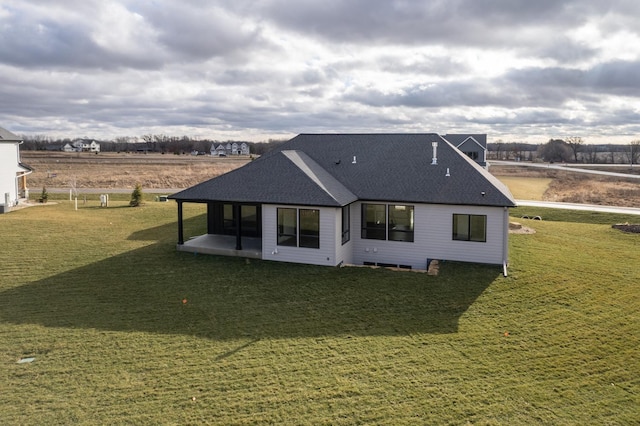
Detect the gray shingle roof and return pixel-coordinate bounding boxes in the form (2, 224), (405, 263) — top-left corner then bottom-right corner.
(0, 127), (21, 141)
(443, 134), (487, 148)
(170, 133), (516, 208)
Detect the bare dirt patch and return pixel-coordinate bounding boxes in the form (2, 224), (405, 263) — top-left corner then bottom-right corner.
(22, 152), (250, 190)
(612, 224), (640, 234)
(509, 221), (536, 234)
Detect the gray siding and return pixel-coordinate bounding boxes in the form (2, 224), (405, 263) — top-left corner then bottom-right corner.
(260, 202), (508, 269)
(352, 202), (507, 269)
(262, 204), (339, 266)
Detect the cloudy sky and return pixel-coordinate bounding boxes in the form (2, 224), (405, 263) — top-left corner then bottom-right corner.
(1, 0), (640, 143)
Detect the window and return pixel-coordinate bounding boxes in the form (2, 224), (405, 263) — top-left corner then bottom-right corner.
(241, 205), (258, 235)
(277, 208), (297, 246)
(453, 214), (486, 242)
(388, 205), (414, 242)
(299, 209), (320, 248)
(361, 204), (386, 240)
(361, 203), (414, 242)
(277, 208), (320, 249)
(464, 151), (479, 160)
(223, 203), (235, 234)
(341, 205), (350, 244)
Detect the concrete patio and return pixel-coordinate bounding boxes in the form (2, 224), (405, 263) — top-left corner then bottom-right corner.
(176, 234), (262, 259)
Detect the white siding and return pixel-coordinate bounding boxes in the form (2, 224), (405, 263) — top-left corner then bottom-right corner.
(334, 205), (354, 265)
(261, 204), (339, 266)
(0, 143), (19, 205)
(352, 201), (508, 269)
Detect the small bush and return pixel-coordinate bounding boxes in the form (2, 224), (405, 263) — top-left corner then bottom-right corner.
(39, 186), (49, 203)
(129, 183), (143, 207)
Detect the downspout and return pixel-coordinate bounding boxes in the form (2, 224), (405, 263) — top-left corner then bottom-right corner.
(502, 206), (509, 277)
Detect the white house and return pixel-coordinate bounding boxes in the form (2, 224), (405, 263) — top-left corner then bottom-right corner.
(210, 142), (250, 156)
(170, 134), (516, 274)
(64, 139), (100, 152)
(0, 127), (32, 212)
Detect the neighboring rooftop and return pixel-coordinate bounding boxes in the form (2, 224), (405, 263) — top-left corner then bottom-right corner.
(0, 127), (21, 141)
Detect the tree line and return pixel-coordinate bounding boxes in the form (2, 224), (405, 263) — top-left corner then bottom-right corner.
(20, 133), (640, 164)
(19, 134), (289, 156)
(488, 138), (640, 164)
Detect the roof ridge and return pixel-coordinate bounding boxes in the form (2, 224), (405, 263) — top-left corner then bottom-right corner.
(281, 150), (356, 205)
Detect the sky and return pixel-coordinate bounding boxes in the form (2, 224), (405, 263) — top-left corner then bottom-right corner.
(1, 0), (640, 144)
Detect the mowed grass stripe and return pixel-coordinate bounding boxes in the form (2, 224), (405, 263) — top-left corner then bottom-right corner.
(1, 201), (638, 424)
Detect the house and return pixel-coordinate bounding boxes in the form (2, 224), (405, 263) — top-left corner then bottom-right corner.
(64, 139), (100, 152)
(0, 127), (32, 213)
(169, 134), (516, 273)
(210, 142), (250, 156)
(443, 134), (487, 168)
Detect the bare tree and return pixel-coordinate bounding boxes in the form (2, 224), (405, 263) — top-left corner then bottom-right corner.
(493, 140), (504, 160)
(583, 144), (600, 164)
(626, 140), (640, 165)
(565, 136), (584, 163)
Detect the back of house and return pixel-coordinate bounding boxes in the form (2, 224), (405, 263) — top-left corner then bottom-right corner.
(170, 133), (515, 272)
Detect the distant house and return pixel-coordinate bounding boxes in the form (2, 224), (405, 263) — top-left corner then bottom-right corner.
(0, 127), (32, 212)
(444, 134), (487, 168)
(171, 133), (516, 274)
(64, 139), (100, 152)
(210, 142), (250, 156)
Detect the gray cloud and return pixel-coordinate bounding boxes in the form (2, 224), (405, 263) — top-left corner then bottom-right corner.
(137, 3), (264, 61)
(1, 0), (639, 142)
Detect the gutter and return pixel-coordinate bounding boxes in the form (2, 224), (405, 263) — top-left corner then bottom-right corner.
(502, 206), (509, 277)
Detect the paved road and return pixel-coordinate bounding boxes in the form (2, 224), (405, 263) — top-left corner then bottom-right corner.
(491, 161), (640, 179)
(515, 200), (640, 216)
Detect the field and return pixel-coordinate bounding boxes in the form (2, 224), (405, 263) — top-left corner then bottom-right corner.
(21, 151), (249, 190)
(22, 152), (640, 208)
(491, 165), (640, 208)
(1, 196), (639, 424)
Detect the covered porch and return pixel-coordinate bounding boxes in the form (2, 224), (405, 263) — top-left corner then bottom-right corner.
(177, 234), (262, 259)
(172, 199), (263, 259)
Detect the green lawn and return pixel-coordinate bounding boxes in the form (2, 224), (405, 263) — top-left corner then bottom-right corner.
(1, 199), (638, 424)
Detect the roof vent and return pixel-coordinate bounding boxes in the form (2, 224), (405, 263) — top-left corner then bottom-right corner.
(352, 156), (357, 164)
(431, 142), (438, 165)
(445, 168), (450, 177)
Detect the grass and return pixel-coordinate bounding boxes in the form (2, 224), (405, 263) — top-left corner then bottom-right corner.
(494, 176), (552, 200)
(1, 200), (639, 424)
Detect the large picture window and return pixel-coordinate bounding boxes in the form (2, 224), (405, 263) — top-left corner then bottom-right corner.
(388, 205), (414, 242)
(361, 204), (386, 240)
(361, 203), (414, 242)
(299, 209), (320, 248)
(277, 208), (297, 246)
(277, 207), (320, 249)
(453, 214), (486, 242)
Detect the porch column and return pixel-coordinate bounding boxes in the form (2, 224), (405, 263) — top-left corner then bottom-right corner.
(235, 203), (242, 250)
(177, 201), (184, 245)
